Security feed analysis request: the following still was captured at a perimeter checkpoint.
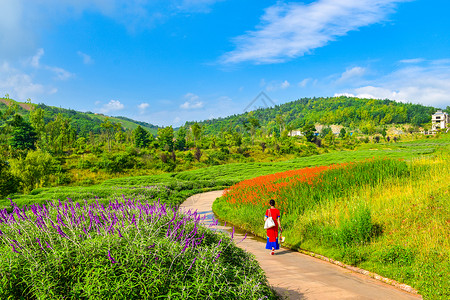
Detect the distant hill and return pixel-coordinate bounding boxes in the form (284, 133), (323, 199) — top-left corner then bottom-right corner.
(0, 98), (159, 135)
(186, 96), (441, 135)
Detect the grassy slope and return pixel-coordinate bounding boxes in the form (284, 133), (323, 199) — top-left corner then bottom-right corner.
(212, 137), (450, 299)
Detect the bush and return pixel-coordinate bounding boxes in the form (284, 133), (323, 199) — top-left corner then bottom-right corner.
(0, 161), (20, 198)
(0, 198), (276, 299)
(97, 153), (136, 173)
(8, 150), (59, 193)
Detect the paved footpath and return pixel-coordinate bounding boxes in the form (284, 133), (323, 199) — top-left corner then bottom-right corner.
(179, 190), (422, 300)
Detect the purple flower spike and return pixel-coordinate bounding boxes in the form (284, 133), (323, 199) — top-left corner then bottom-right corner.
(10, 244), (21, 254)
(213, 251), (222, 262)
(187, 257), (197, 271)
(46, 241), (52, 249)
(108, 250), (117, 263)
(36, 238), (44, 250)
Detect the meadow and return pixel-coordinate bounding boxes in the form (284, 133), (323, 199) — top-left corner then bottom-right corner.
(213, 151), (450, 299)
(2, 134), (446, 213)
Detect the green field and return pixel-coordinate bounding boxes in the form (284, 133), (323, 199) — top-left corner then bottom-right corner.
(3, 135), (449, 210)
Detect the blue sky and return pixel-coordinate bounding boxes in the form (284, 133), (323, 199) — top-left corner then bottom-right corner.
(0, 0), (449, 126)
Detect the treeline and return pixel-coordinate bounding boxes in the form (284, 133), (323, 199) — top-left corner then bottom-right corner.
(189, 96), (441, 136)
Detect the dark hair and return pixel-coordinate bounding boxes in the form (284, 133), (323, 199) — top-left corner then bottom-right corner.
(269, 199), (275, 206)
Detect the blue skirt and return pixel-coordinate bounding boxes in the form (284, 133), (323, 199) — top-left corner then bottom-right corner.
(265, 237), (279, 250)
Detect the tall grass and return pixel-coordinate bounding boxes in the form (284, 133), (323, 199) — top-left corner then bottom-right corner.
(213, 155), (449, 299)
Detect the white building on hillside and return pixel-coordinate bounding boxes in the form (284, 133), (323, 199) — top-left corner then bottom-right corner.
(431, 110), (449, 131)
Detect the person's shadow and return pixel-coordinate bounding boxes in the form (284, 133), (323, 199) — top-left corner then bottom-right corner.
(274, 249), (291, 255)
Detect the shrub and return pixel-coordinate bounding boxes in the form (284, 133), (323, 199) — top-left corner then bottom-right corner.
(0, 198), (275, 299)
(8, 150), (59, 193)
(0, 161), (20, 198)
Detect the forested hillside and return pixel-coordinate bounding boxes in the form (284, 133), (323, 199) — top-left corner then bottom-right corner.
(189, 96), (442, 136)
(0, 98), (159, 136)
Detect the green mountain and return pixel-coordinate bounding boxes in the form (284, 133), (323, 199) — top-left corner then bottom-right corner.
(186, 96), (443, 135)
(0, 98), (159, 136)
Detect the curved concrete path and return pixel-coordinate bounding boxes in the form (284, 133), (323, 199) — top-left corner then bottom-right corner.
(180, 190), (422, 300)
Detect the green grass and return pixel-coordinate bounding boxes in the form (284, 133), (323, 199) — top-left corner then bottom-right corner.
(212, 152), (450, 299)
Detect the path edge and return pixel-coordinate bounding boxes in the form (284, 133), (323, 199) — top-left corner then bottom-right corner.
(296, 248), (420, 296)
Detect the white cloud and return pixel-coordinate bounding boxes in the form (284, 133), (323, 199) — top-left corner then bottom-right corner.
(336, 60), (450, 108)
(298, 78), (311, 87)
(77, 51), (94, 64)
(180, 92), (204, 109)
(46, 66), (73, 80)
(99, 100), (125, 113)
(30, 48), (44, 68)
(221, 0), (408, 64)
(267, 80), (291, 91)
(138, 102), (150, 114)
(399, 58), (425, 64)
(26, 48), (74, 80)
(281, 80), (290, 89)
(0, 61), (57, 101)
(338, 66), (366, 83)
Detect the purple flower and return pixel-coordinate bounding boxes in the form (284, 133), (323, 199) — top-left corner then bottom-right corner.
(117, 228), (123, 238)
(46, 241), (52, 249)
(213, 251), (222, 262)
(10, 244), (21, 254)
(107, 250), (117, 263)
(36, 238), (44, 250)
(187, 257), (197, 271)
(237, 233), (248, 244)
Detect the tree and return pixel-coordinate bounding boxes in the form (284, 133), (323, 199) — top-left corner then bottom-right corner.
(101, 118), (121, 151)
(9, 150), (59, 193)
(175, 127), (187, 151)
(302, 123), (316, 143)
(339, 128), (347, 139)
(157, 126), (174, 152)
(194, 147), (202, 161)
(0, 160), (20, 197)
(45, 114), (74, 154)
(191, 123), (202, 146)
(260, 142), (266, 152)
(133, 126), (151, 148)
(8, 115), (37, 151)
(320, 126), (332, 138)
(381, 128), (387, 140)
(29, 107), (45, 148)
(243, 117), (260, 145)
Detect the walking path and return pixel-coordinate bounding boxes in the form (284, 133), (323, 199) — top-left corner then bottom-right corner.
(179, 190), (422, 300)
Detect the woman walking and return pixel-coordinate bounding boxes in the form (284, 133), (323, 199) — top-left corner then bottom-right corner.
(264, 199), (281, 255)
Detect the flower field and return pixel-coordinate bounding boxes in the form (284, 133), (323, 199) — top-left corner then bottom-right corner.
(0, 197), (276, 299)
(213, 156), (450, 299)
